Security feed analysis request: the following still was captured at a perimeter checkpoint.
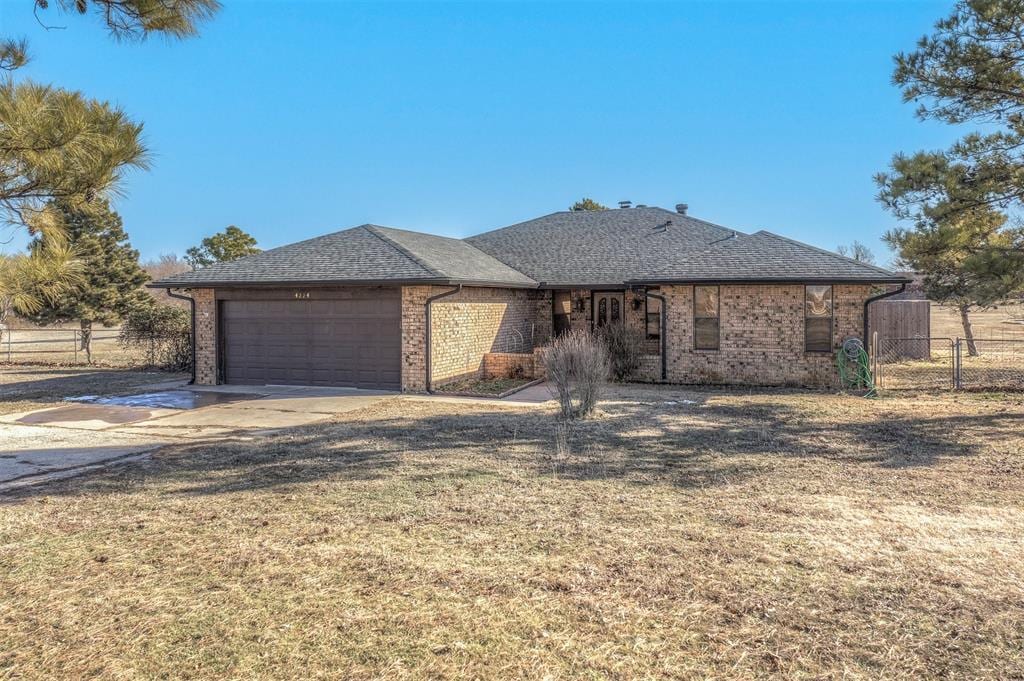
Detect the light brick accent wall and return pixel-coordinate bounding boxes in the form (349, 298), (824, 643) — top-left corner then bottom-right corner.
(401, 286), (430, 391)
(401, 286), (540, 391)
(193, 288), (217, 385)
(481, 352), (535, 380)
(660, 284), (872, 387)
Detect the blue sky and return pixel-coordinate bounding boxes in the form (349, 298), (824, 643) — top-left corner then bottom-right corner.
(2, 1), (961, 266)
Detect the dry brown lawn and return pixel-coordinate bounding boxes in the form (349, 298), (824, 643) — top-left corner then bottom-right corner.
(0, 366), (186, 416)
(931, 302), (1024, 340)
(1, 384), (1023, 679)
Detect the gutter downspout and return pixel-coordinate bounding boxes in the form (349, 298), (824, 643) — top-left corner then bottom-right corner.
(644, 289), (668, 381)
(166, 288), (197, 385)
(863, 283), (906, 354)
(424, 285), (462, 392)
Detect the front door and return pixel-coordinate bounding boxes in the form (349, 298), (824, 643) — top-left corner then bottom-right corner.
(593, 291), (624, 328)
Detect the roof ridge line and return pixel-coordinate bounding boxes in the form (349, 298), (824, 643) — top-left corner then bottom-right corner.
(649, 207), (737, 235)
(757, 231), (900, 276)
(363, 226), (443, 278)
(465, 209), (568, 240)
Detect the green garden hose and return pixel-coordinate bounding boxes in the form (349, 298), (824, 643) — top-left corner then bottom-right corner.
(836, 338), (876, 397)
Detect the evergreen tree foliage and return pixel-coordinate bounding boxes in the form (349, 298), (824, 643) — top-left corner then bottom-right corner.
(27, 199), (151, 361)
(570, 198), (608, 211)
(876, 0), (1024, 273)
(884, 207), (1021, 354)
(186, 226), (261, 269)
(0, 245), (83, 341)
(0, 80), (148, 240)
(0, 0), (219, 239)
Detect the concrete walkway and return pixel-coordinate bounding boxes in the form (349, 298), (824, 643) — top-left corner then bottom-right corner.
(401, 381), (557, 408)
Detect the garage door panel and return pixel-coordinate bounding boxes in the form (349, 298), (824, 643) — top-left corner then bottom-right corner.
(221, 291), (401, 389)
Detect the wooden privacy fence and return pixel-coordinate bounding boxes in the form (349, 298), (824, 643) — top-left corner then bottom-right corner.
(869, 300), (931, 359)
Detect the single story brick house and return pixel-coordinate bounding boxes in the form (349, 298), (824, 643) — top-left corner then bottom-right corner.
(152, 204), (908, 391)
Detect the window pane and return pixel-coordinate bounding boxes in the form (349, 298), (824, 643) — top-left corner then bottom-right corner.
(610, 297), (620, 322)
(695, 317), (720, 350)
(646, 297), (661, 338)
(805, 317), (831, 352)
(805, 285), (832, 318)
(695, 286), (719, 318)
(554, 291), (571, 315)
(646, 313), (660, 338)
(598, 298), (607, 325)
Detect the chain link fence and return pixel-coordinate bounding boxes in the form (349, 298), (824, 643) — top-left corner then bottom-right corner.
(874, 335), (1024, 390)
(957, 338), (1024, 390)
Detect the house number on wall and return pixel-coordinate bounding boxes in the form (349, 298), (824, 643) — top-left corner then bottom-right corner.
(294, 291), (311, 299)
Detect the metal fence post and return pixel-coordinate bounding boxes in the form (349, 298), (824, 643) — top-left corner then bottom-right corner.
(871, 331), (878, 388)
(954, 338), (962, 389)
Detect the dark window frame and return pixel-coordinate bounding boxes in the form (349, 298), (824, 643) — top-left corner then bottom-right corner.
(693, 285), (720, 351)
(645, 295), (662, 339)
(804, 284), (834, 353)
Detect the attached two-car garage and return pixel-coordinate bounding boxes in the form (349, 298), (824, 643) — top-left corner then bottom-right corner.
(217, 287), (402, 389)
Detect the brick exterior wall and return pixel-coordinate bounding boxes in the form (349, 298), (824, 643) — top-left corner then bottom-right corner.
(401, 286), (430, 391)
(481, 352), (535, 380)
(189, 282), (874, 391)
(193, 288), (217, 385)
(653, 284), (872, 387)
(401, 286), (540, 391)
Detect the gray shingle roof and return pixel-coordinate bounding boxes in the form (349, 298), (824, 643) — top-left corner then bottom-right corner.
(153, 224), (536, 288)
(628, 230), (908, 283)
(468, 207), (906, 285)
(154, 208), (907, 289)
(466, 207), (739, 286)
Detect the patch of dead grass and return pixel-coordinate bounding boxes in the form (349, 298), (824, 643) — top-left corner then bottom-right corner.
(1, 386), (1022, 678)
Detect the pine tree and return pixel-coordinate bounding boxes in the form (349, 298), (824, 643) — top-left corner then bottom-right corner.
(884, 207), (1019, 355)
(27, 199), (151, 362)
(876, 0), (1024, 273)
(0, 0), (219, 289)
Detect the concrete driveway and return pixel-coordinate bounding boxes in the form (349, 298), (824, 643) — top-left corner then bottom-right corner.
(0, 384), (393, 490)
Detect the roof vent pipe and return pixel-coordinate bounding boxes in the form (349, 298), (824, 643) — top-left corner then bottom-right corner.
(676, 203), (688, 215)
(619, 200), (632, 209)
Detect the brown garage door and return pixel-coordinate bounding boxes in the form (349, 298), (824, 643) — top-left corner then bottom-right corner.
(220, 290), (401, 389)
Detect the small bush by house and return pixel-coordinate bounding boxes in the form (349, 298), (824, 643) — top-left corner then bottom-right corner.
(542, 328), (609, 419)
(119, 304), (191, 371)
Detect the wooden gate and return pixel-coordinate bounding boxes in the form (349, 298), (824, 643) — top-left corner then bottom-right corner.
(869, 300), (931, 359)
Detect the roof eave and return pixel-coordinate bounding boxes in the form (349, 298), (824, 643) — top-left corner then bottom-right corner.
(625, 276), (913, 285)
(148, 277), (539, 290)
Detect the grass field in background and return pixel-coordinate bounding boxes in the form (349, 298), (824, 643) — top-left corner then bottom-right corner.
(930, 302), (1024, 340)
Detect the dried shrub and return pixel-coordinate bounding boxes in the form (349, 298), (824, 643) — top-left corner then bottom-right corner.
(541, 328), (609, 419)
(119, 304), (191, 371)
(597, 322), (645, 381)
